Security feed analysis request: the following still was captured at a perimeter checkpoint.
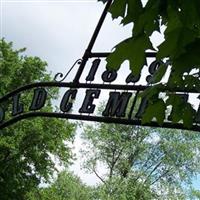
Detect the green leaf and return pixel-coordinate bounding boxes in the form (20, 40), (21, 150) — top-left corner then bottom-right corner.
(180, 1), (200, 27)
(140, 84), (161, 99)
(109, 0), (127, 19)
(166, 94), (195, 128)
(106, 38), (130, 71)
(157, 27), (197, 59)
(184, 76), (200, 92)
(106, 35), (153, 75)
(166, 95), (185, 123)
(157, 4), (198, 60)
(122, 0), (143, 25)
(172, 39), (200, 72)
(142, 99), (166, 126)
(150, 63), (168, 84)
(183, 104), (195, 128)
(133, 0), (160, 36)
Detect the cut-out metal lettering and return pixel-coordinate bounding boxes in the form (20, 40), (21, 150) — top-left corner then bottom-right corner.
(29, 88), (47, 111)
(79, 89), (101, 113)
(146, 60), (164, 83)
(12, 93), (24, 116)
(195, 107), (200, 123)
(86, 59), (101, 82)
(135, 97), (148, 119)
(126, 73), (141, 84)
(60, 89), (77, 112)
(102, 92), (132, 117)
(102, 70), (117, 82)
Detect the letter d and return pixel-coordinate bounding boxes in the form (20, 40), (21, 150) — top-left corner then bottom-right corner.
(29, 88), (47, 111)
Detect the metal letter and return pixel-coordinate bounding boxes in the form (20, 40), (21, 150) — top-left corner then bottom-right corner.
(146, 60), (164, 83)
(195, 107), (200, 123)
(12, 93), (24, 116)
(79, 89), (101, 113)
(102, 92), (132, 117)
(29, 88), (47, 111)
(60, 89), (77, 112)
(102, 70), (117, 82)
(126, 73), (141, 84)
(86, 59), (101, 82)
(194, 95), (200, 123)
(135, 97), (148, 119)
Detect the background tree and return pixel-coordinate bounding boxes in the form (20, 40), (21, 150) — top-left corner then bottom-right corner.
(27, 171), (92, 200)
(0, 39), (75, 200)
(98, 0), (200, 128)
(26, 170), (156, 200)
(92, 176), (156, 200)
(81, 119), (200, 199)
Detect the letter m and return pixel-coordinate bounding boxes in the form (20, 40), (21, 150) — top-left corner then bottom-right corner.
(102, 92), (132, 117)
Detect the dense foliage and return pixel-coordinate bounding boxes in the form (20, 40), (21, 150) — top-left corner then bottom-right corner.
(0, 39), (75, 200)
(99, 0), (200, 128)
(27, 171), (91, 200)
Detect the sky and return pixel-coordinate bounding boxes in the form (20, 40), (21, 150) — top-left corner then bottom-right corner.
(1, 0), (200, 190)
(1, 0), (132, 78)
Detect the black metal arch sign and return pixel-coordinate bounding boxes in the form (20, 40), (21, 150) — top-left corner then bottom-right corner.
(1, 0), (200, 131)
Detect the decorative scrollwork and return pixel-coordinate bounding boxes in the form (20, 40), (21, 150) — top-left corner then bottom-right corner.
(54, 59), (82, 82)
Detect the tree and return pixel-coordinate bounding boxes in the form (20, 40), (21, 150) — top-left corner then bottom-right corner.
(81, 119), (200, 199)
(27, 171), (92, 200)
(98, 0), (200, 128)
(0, 39), (75, 200)
(92, 177), (156, 200)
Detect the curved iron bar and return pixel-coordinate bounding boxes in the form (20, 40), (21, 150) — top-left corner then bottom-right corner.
(0, 111), (200, 131)
(54, 59), (82, 82)
(1, 82), (200, 104)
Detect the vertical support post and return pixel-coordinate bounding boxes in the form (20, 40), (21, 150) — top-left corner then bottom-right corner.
(73, 0), (113, 84)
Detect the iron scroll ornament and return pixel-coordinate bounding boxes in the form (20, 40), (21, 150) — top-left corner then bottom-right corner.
(54, 59), (82, 82)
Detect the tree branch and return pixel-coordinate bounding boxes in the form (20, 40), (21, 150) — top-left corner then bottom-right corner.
(109, 147), (124, 179)
(143, 148), (174, 184)
(143, 160), (163, 184)
(150, 169), (170, 185)
(93, 167), (106, 184)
